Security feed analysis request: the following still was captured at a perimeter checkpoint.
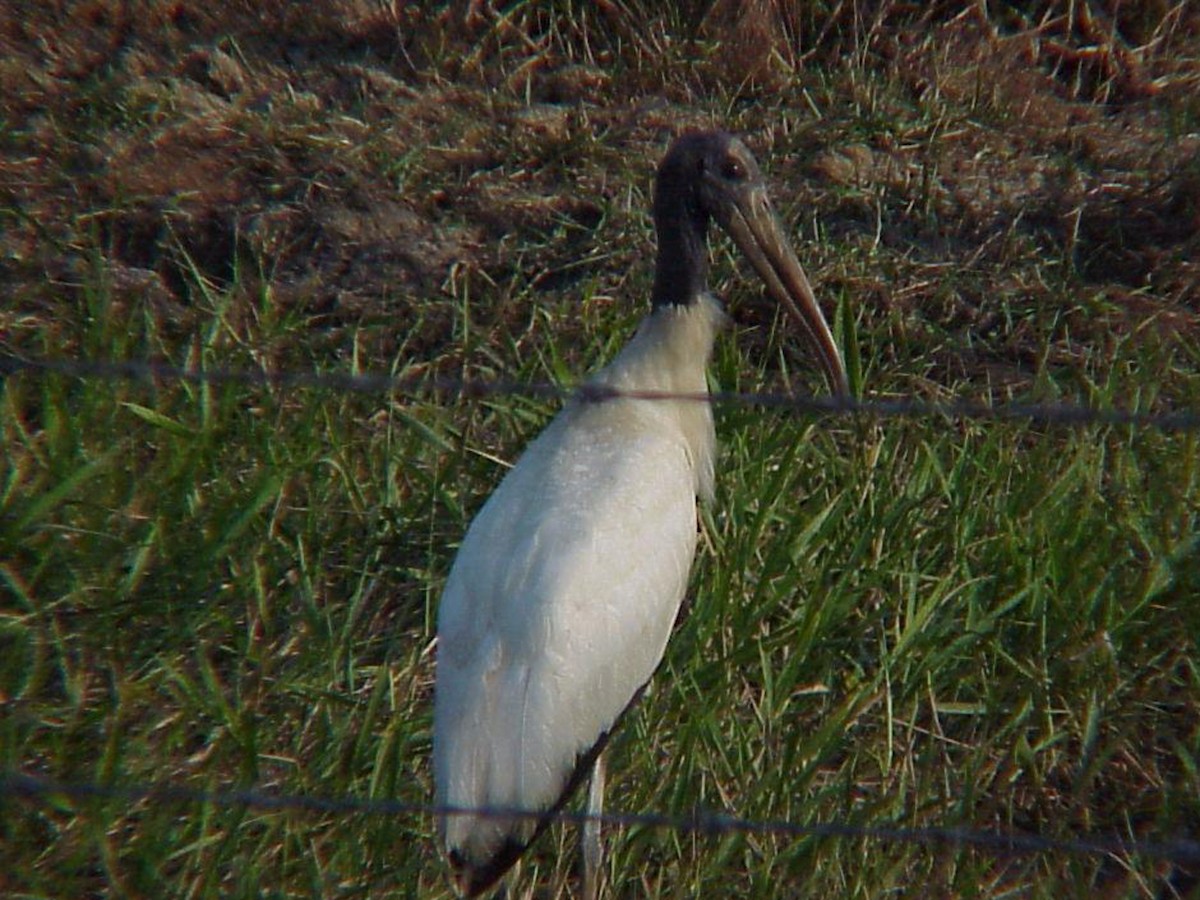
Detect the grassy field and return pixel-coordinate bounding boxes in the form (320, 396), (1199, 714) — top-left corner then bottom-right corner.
(3, 1), (1200, 897)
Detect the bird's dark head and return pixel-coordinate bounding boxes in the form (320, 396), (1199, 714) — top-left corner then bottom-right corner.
(651, 130), (849, 395)
(653, 131), (766, 239)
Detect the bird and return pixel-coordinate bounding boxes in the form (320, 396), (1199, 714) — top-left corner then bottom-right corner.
(432, 129), (849, 898)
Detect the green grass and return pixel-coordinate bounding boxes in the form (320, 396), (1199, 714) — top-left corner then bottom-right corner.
(3, 2), (1200, 898)
(4, 244), (1198, 898)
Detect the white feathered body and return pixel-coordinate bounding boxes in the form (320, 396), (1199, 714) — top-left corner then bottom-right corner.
(434, 295), (725, 869)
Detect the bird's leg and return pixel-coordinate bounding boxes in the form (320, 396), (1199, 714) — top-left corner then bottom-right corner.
(495, 858), (519, 900)
(581, 752), (606, 900)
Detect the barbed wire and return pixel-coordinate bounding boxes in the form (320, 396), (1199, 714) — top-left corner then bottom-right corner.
(5, 772), (1199, 866)
(3, 353), (1199, 431)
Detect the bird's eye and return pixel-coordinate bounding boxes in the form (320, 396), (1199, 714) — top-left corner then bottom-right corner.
(721, 156), (745, 180)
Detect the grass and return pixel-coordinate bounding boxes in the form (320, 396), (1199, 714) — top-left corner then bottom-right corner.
(3, 1), (1200, 897)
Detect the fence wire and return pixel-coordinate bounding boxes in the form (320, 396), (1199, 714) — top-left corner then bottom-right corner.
(3, 352), (1199, 431)
(4, 772), (1199, 867)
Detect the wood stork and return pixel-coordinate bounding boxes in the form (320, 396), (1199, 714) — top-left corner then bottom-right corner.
(433, 130), (849, 897)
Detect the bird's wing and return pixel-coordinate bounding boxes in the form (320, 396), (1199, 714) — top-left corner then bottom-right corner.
(434, 399), (699, 866)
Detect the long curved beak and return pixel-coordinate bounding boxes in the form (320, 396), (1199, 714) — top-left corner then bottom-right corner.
(716, 186), (849, 397)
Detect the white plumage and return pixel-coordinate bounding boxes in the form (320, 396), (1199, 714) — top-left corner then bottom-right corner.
(436, 296), (721, 871)
(433, 131), (848, 898)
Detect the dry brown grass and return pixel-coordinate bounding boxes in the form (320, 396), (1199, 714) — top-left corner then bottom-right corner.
(4, 1), (1196, 379)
